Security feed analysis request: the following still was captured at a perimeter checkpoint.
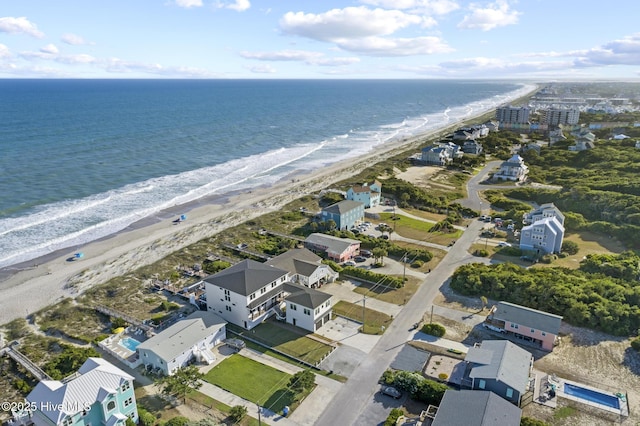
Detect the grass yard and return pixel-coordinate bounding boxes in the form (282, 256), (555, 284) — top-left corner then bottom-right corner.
(352, 276), (421, 305)
(402, 208), (448, 223)
(378, 213), (462, 246)
(332, 300), (393, 335)
(204, 354), (297, 414)
(545, 231), (626, 269)
(392, 241), (447, 272)
(232, 321), (334, 366)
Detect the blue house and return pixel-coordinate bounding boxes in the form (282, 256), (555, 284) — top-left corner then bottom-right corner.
(26, 358), (138, 426)
(346, 180), (382, 208)
(321, 200), (365, 230)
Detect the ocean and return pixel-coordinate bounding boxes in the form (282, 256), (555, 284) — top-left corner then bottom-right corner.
(0, 79), (532, 269)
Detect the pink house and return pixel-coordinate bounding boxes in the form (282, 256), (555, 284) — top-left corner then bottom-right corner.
(484, 301), (562, 351)
(303, 233), (360, 263)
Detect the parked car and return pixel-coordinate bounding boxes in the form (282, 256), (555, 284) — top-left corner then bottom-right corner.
(360, 249), (372, 257)
(381, 386), (402, 399)
(497, 242), (512, 247)
(343, 260), (357, 267)
(379, 234), (389, 240)
(354, 256), (367, 263)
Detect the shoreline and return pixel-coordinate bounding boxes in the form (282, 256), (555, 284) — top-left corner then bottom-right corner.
(0, 85), (537, 326)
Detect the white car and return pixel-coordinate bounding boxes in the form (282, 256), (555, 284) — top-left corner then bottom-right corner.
(343, 260), (357, 267)
(497, 242), (512, 247)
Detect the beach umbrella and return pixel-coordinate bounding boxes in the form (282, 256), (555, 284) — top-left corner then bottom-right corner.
(113, 327), (125, 334)
(180, 214), (187, 221)
(74, 252), (84, 259)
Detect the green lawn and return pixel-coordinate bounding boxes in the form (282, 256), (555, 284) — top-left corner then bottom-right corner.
(378, 213), (462, 245)
(352, 276), (421, 305)
(333, 300), (393, 335)
(232, 322), (334, 365)
(204, 354), (294, 413)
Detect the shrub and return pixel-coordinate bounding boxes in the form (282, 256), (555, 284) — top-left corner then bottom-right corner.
(164, 417), (189, 426)
(520, 417), (550, 426)
(229, 405), (247, 423)
(421, 323), (446, 337)
(631, 336), (640, 352)
(138, 408), (157, 426)
(474, 249), (489, 257)
(438, 373), (448, 381)
(562, 240), (580, 255)
(411, 260), (423, 268)
(384, 408), (404, 426)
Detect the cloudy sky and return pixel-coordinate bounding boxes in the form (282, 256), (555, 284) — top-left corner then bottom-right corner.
(1, 0), (639, 79)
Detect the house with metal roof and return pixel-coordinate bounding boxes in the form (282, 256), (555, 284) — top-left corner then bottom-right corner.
(462, 340), (534, 406)
(484, 301), (563, 351)
(492, 154), (529, 182)
(346, 181), (382, 208)
(136, 311), (226, 375)
(282, 282), (332, 331)
(26, 358), (138, 426)
(519, 216), (565, 255)
(523, 203), (565, 226)
(304, 233), (360, 263)
(265, 248), (338, 288)
(320, 200), (365, 230)
(203, 259), (289, 330)
(431, 390), (522, 426)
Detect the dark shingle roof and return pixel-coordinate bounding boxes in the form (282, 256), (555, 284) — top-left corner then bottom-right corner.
(323, 200), (364, 215)
(466, 340), (532, 394)
(432, 390), (521, 426)
(265, 248), (322, 276)
(283, 282), (331, 309)
(493, 301), (562, 335)
(203, 259), (288, 296)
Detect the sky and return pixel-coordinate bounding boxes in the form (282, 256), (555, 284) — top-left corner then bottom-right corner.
(1, 0), (639, 80)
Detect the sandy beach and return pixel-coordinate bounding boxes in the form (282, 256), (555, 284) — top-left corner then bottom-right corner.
(0, 88), (536, 326)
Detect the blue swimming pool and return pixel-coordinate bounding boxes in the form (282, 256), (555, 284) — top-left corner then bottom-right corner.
(119, 336), (142, 352)
(563, 383), (620, 409)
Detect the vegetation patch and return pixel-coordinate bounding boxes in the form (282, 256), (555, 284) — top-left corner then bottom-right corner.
(333, 300), (392, 335)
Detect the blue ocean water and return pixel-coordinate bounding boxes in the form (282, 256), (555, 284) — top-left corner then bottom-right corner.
(0, 79), (532, 268)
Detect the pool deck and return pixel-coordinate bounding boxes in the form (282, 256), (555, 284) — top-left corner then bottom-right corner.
(550, 375), (629, 417)
(100, 328), (148, 363)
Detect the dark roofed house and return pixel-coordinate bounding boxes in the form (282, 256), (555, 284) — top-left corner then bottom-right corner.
(462, 340), (533, 406)
(265, 248), (338, 288)
(321, 200), (365, 230)
(432, 390), (522, 426)
(485, 301), (563, 351)
(304, 233), (360, 263)
(203, 259), (289, 330)
(282, 282), (333, 332)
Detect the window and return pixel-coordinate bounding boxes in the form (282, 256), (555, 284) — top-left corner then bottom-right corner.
(541, 332), (546, 336)
(62, 417), (73, 426)
(123, 397), (133, 407)
(224, 289), (231, 302)
(249, 294), (255, 300)
(226, 305), (232, 312)
(107, 401), (116, 411)
(506, 388), (514, 399)
(290, 304), (297, 310)
(530, 328), (535, 333)
(121, 380), (130, 392)
(303, 308), (310, 315)
(478, 379), (486, 389)
(261, 287), (266, 294)
(511, 323), (518, 329)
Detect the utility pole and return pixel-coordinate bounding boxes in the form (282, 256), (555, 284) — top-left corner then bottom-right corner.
(430, 305), (434, 324)
(362, 296), (366, 332)
(257, 404), (261, 425)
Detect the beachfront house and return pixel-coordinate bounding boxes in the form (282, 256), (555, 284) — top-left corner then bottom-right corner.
(346, 180), (382, 208)
(321, 200), (365, 230)
(283, 282), (333, 332)
(265, 248), (338, 288)
(484, 301), (563, 351)
(519, 216), (564, 255)
(25, 358), (138, 426)
(462, 340), (534, 406)
(462, 140), (484, 155)
(136, 311), (226, 375)
(421, 145), (452, 166)
(203, 259), (289, 330)
(523, 203), (565, 226)
(431, 390), (522, 426)
(492, 154), (528, 182)
(304, 233), (360, 263)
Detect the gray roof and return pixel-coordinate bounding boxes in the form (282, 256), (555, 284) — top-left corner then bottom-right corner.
(466, 340), (532, 393)
(304, 233), (360, 256)
(137, 311), (226, 361)
(27, 358), (133, 423)
(322, 200), (364, 215)
(283, 282), (331, 309)
(433, 390), (521, 426)
(203, 259), (288, 296)
(493, 301), (563, 335)
(390, 344), (430, 372)
(265, 248), (323, 277)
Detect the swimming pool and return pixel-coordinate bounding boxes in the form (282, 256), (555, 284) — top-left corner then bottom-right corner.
(119, 336), (142, 352)
(563, 383), (620, 409)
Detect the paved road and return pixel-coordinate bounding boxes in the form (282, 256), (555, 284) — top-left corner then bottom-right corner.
(315, 160), (503, 426)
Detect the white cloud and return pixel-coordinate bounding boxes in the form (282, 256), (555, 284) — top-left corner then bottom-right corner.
(360, 0), (460, 15)
(280, 7), (422, 41)
(457, 0), (520, 31)
(241, 49), (360, 66)
(0, 44), (10, 58)
(57, 54), (96, 64)
(0, 17), (44, 38)
(337, 36), (453, 56)
(572, 33), (640, 67)
(61, 33), (91, 45)
(175, 0), (203, 8)
(40, 44), (58, 55)
(216, 0), (250, 12)
(248, 64), (276, 73)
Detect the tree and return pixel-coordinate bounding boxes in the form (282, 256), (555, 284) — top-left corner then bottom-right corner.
(372, 247), (388, 265)
(137, 408), (157, 426)
(156, 365), (204, 403)
(288, 369), (315, 393)
(229, 405), (247, 423)
(561, 240), (579, 255)
(480, 295), (488, 311)
(165, 417), (189, 426)
(326, 219), (337, 231)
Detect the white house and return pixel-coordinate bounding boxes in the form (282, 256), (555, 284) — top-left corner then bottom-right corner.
(265, 248), (338, 288)
(346, 181), (382, 208)
(203, 259), (289, 330)
(492, 154), (528, 182)
(136, 311), (226, 376)
(25, 358), (138, 426)
(519, 216), (565, 255)
(283, 282), (333, 332)
(523, 203), (565, 226)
